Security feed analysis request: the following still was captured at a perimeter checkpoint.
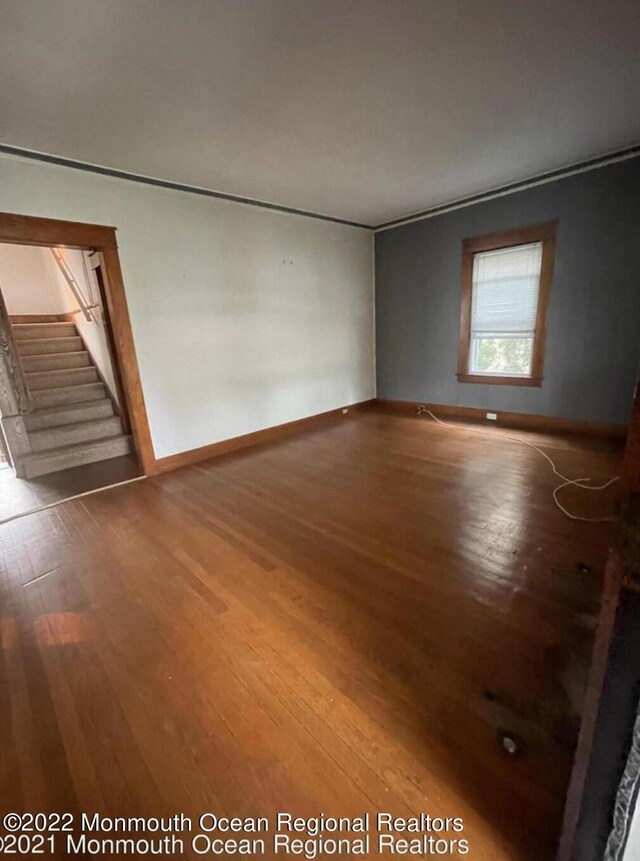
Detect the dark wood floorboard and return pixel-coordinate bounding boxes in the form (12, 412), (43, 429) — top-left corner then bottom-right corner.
(0, 454), (142, 522)
(0, 412), (622, 859)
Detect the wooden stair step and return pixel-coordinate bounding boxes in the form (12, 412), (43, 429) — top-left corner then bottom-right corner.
(29, 416), (124, 452)
(21, 435), (133, 478)
(25, 399), (115, 431)
(22, 351), (91, 373)
(30, 382), (107, 408)
(17, 336), (84, 356)
(12, 322), (77, 340)
(10, 315), (66, 324)
(26, 366), (98, 390)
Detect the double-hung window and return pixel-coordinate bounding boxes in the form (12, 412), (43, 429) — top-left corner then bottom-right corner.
(457, 222), (556, 386)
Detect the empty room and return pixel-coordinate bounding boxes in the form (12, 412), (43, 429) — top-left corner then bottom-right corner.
(1, 2), (639, 860)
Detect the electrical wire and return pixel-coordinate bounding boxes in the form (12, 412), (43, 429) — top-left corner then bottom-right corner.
(0, 474), (147, 527)
(421, 408), (620, 522)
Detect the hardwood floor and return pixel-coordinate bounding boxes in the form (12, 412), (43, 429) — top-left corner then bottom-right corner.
(0, 412), (622, 859)
(0, 454), (142, 523)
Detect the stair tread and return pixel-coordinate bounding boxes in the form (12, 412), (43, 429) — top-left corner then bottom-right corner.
(30, 382), (106, 408)
(32, 381), (104, 394)
(29, 415), (119, 437)
(22, 352), (91, 372)
(26, 366), (94, 377)
(29, 398), (110, 416)
(28, 415), (123, 453)
(16, 334), (78, 340)
(26, 367), (98, 391)
(24, 350), (89, 360)
(16, 337), (84, 356)
(13, 323), (77, 339)
(26, 367), (97, 388)
(17, 336), (82, 345)
(25, 398), (115, 432)
(13, 322), (76, 329)
(22, 434), (132, 461)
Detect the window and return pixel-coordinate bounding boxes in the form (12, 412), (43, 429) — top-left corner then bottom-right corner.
(457, 222), (556, 386)
(470, 242), (542, 377)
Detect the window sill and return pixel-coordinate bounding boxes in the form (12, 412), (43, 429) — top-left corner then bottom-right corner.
(456, 373), (542, 387)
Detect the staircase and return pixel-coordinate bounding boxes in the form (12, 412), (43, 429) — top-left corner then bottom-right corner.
(12, 320), (133, 478)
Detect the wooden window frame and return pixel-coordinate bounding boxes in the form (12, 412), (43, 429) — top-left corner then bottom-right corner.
(457, 221), (557, 387)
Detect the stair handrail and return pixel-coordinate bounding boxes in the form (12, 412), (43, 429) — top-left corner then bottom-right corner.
(49, 248), (99, 323)
(0, 283), (31, 414)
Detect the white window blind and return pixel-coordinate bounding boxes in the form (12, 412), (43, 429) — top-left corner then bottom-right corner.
(469, 242), (543, 376)
(471, 242), (543, 334)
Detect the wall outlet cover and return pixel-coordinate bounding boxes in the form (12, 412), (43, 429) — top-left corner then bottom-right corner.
(486, 412), (498, 421)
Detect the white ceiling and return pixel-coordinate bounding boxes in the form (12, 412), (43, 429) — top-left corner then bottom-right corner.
(1, 0), (639, 226)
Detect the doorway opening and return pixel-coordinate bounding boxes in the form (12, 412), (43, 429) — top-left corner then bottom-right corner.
(0, 213), (153, 522)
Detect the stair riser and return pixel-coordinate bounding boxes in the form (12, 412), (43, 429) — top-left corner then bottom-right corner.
(25, 400), (114, 431)
(26, 367), (98, 390)
(13, 323), (77, 340)
(31, 383), (106, 408)
(17, 337), (84, 356)
(23, 436), (133, 479)
(22, 352), (90, 373)
(29, 417), (123, 452)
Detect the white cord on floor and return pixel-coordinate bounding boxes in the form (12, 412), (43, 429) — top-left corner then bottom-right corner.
(421, 409), (620, 523)
(0, 474), (147, 527)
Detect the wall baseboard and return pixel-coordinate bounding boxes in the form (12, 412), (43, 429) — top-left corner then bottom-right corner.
(151, 399), (376, 474)
(375, 398), (628, 439)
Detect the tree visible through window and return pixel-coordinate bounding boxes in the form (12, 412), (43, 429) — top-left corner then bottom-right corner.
(473, 336), (533, 376)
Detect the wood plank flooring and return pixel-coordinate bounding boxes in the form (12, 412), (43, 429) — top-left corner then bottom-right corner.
(0, 454), (142, 523)
(0, 412), (622, 859)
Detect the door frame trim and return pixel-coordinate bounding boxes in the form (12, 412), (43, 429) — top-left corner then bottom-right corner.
(557, 372), (640, 859)
(0, 211), (155, 474)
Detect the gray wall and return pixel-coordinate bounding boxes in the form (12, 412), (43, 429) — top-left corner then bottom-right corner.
(375, 158), (640, 424)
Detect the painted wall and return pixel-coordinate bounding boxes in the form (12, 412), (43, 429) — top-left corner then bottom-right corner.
(0, 154), (375, 459)
(375, 158), (640, 424)
(0, 244), (67, 315)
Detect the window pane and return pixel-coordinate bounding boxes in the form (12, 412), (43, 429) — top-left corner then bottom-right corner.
(471, 243), (543, 334)
(471, 336), (533, 376)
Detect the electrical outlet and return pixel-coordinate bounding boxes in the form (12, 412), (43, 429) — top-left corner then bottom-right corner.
(342, 408), (348, 414)
(486, 412), (497, 421)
